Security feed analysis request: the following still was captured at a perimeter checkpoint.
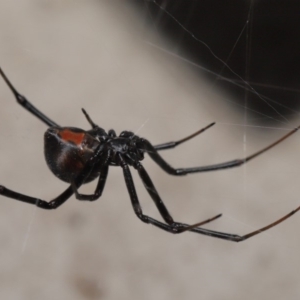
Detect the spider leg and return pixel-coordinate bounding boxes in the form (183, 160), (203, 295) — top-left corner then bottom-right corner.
(0, 144), (106, 208)
(154, 122), (215, 151)
(134, 161), (223, 229)
(187, 204), (300, 242)
(71, 147), (111, 201)
(133, 160), (299, 241)
(0, 185), (74, 209)
(71, 165), (109, 201)
(0, 150), (104, 209)
(134, 161), (173, 224)
(139, 125), (300, 175)
(0, 67), (59, 127)
(231, 205), (300, 241)
(119, 154), (222, 233)
(122, 159), (300, 241)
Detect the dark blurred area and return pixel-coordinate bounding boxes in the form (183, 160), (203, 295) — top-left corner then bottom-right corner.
(130, 0), (300, 124)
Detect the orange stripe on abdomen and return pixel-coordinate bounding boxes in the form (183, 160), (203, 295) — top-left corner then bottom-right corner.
(59, 129), (85, 145)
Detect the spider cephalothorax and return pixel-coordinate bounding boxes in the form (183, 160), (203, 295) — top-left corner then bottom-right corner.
(0, 66), (299, 242)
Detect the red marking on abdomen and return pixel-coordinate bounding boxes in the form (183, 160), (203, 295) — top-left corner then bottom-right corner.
(59, 129), (85, 145)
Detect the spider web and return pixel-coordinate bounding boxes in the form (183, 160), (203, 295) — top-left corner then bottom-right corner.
(136, 0), (300, 235)
(142, 0), (299, 126)
(14, 0), (299, 249)
(1, 1), (300, 299)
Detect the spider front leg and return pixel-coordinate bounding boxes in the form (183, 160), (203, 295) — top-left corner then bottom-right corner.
(139, 125), (300, 175)
(187, 203), (300, 242)
(154, 122), (215, 151)
(118, 154), (221, 234)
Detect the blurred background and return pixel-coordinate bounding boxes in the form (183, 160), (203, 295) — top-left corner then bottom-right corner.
(131, 0), (300, 124)
(0, 0), (299, 299)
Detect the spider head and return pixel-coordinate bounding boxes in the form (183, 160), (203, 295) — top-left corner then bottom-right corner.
(44, 127), (101, 183)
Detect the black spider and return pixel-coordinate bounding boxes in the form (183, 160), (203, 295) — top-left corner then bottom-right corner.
(0, 67), (299, 242)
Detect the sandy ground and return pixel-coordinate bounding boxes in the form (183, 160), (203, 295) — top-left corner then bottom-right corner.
(0, 1), (300, 299)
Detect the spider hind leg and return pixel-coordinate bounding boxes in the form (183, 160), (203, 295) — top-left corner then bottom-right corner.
(0, 67), (59, 127)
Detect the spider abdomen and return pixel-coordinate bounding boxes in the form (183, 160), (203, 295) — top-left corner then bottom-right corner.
(44, 127), (100, 183)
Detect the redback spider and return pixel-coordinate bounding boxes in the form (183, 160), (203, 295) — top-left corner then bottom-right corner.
(0, 67), (299, 242)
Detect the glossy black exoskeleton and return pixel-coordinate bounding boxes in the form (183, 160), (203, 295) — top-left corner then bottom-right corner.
(0, 67), (300, 242)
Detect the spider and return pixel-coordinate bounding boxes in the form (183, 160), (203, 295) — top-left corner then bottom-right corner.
(0, 67), (299, 242)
